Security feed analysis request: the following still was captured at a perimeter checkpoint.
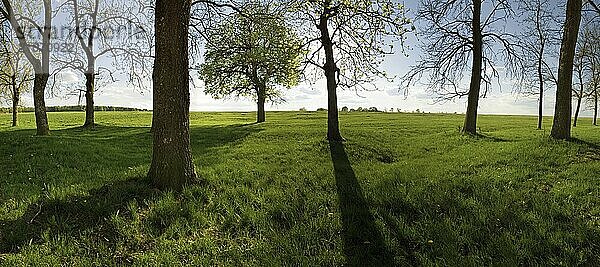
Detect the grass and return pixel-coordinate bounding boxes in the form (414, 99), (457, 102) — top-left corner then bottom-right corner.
(0, 111), (599, 266)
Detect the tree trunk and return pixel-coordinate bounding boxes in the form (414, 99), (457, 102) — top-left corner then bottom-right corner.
(551, 0), (582, 140)
(573, 96), (582, 127)
(463, 0), (483, 135)
(537, 46), (545, 130)
(33, 73), (50, 136)
(318, 3), (343, 142)
(538, 87), (544, 130)
(11, 79), (18, 127)
(148, 0), (197, 191)
(83, 72), (95, 128)
(257, 85), (266, 123)
(594, 92), (598, 126)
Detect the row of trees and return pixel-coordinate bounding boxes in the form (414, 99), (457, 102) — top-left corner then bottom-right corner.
(130, 0), (600, 189)
(199, 0), (411, 140)
(0, 0), (151, 132)
(404, 0), (600, 139)
(2, 0), (600, 189)
(572, 19), (600, 127)
(0, 21), (30, 127)
(0, 0), (410, 141)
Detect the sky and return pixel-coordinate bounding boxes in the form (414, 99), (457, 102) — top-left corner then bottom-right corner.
(10, 0), (596, 117)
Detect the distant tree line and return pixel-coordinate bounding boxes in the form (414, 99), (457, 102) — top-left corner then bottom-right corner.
(0, 106), (148, 113)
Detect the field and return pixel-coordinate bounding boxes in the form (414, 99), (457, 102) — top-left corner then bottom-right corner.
(0, 111), (599, 266)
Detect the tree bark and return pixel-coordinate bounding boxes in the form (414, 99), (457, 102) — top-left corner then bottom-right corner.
(148, 0), (197, 191)
(33, 73), (50, 136)
(463, 0), (483, 135)
(551, 0), (582, 140)
(11, 77), (18, 127)
(318, 1), (343, 142)
(83, 72), (95, 128)
(257, 85), (266, 123)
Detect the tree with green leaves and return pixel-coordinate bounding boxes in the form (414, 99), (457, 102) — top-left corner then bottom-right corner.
(199, 3), (303, 123)
(289, 0), (411, 141)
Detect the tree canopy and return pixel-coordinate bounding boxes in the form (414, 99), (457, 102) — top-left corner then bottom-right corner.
(199, 3), (303, 105)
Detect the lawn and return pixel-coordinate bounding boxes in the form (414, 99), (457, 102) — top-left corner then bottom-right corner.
(0, 111), (599, 266)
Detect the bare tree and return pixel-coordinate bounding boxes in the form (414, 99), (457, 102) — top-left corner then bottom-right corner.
(518, 0), (561, 130)
(189, 0), (242, 67)
(573, 19), (600, 127)
(288, 0), (411, 141)
(585, 24), (600, 125)
(55, 0), (153, 128)
(404, 0), (523, 135)
(588, 0), (600, 14)
(574, 16), (600, 126)
(0, 0), (52, 135)
(0, 20), (31, 126)
(573, 45), (587, 128)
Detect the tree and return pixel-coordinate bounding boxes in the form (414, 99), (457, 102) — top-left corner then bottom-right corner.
(0, 0), (52, 135)
(289, 0), (410, 141)
(518, 0), (560, 130)
(575, 17), (600, 126)
(0, 22), (31, 127)
(199, 2), (303, 123)
(572, 32), (589, 128)
(148, 0), (197, 190)
(404, 0), (523, 135)
(585, 25), (600, 126)
(551, 0), (583, 140)
(57, 0), (153, 128)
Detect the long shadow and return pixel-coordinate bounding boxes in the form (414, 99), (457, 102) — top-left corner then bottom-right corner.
(0, 177), (158, 253)
(329, 141), (393, 265)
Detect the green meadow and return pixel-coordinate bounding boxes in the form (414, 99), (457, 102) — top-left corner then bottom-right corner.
(0, 111), (599, 265)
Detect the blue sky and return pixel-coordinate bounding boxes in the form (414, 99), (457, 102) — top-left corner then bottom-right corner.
(13, 0), (596, 117)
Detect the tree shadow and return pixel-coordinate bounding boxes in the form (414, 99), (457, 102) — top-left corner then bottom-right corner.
(0, 177), (158, 253)
(329, 141), (393, 265)
(571, 138), (600, 150)
(189, 123), (263, 152)
(0, 123), (264, 254)
(470, 132), (509, 142)
(0, 124), (263, 201)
